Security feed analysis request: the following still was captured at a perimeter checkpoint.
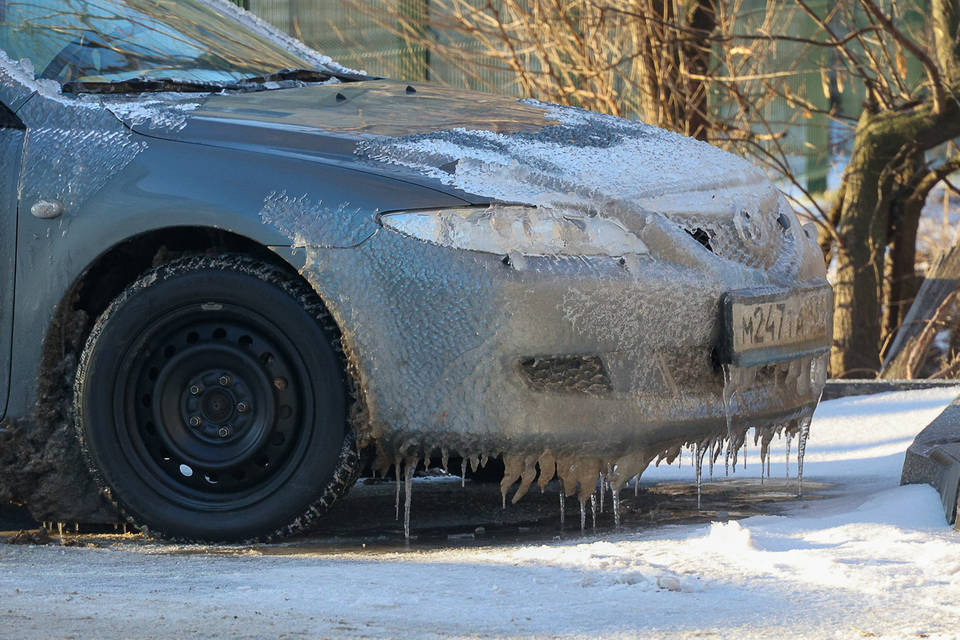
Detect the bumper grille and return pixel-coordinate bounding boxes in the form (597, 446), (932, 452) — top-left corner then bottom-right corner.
(670, 213), (785, 269)
(518, 355), (612, 395)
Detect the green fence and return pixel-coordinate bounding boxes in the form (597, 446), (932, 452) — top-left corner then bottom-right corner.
(235, 0), (513, 91)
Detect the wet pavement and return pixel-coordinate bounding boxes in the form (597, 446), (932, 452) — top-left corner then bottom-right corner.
(0, 471), (827, 554)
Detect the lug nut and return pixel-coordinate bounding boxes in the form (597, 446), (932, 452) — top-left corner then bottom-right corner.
(218, 375), (232, 387)
(189, 384), (203, 396)
(218, 426), (231, 439)
(273, 377), (287, 391)
(188, 416), (202, 427)
(237, 401), (249, 413)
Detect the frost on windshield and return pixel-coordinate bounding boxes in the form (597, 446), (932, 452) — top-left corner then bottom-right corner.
(268, 98), (832, 538)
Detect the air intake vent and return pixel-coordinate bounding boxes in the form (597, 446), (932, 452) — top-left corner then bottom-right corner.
(518, 355), (612, 395)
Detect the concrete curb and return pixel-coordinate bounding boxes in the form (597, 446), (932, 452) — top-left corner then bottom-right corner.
(901, 397), (960, 528)
(821, 379), (960, 527)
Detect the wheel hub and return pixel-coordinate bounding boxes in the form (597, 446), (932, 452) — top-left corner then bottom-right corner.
(201, 387), (234, 424)
(181, 368), (254, 444)
(153, 344), (276, 471)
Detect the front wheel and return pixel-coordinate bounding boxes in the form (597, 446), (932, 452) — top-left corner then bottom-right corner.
(75, 255), (358, 542)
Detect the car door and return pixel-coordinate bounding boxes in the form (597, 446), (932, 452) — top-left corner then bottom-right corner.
(0, 98), (25, 420)
(0, 2), (39, 420)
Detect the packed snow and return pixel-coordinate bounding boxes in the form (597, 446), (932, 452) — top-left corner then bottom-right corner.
(2, 387), (959, 639)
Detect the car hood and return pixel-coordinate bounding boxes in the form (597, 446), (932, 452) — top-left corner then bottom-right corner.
(110, 80), (780, 218)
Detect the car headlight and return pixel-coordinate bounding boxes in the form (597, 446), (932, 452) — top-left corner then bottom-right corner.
(379, 205), (648, 257)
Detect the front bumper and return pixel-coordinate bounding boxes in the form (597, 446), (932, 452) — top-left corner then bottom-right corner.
(301, 226), (830, 460)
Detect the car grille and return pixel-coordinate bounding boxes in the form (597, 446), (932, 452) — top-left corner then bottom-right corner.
(669, 211), (785, 269)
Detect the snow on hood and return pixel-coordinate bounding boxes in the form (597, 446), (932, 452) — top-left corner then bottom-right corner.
(357, 99), (780, 220)
(356, 98), (802, 273)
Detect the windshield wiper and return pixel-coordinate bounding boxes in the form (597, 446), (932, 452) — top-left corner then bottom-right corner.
(62, 67), (371, 95)
(62, 76), (231, 95)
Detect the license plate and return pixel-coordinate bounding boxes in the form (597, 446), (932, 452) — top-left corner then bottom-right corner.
(720, 281), (832, 366)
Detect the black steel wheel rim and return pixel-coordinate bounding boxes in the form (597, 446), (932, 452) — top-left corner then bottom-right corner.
(114, 302), (315, 511)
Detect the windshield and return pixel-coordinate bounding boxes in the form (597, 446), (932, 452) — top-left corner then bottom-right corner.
(0, 0), (316, 85)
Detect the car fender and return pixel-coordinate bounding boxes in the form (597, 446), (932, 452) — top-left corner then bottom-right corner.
(9, 128), (469, 419)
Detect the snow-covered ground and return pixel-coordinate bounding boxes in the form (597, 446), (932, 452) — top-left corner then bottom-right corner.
(2, 387), (960, 639)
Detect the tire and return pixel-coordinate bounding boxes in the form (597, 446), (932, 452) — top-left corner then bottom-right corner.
(75, 255), (359, 542)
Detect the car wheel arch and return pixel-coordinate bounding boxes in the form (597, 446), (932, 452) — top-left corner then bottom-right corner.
(35, 225), (360, 429)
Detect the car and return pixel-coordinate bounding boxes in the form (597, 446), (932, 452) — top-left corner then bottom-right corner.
(0, 0), (832, 542)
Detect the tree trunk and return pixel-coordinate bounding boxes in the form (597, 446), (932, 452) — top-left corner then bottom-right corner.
(830, 112), (896, 377)
(882, 158), (925, 348)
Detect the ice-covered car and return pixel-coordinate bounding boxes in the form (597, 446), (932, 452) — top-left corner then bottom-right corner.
(0, 0), (832, 541)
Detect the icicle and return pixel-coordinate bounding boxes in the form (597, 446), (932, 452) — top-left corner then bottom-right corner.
(589, 493), (597, 530)
(404, 460), (415, 541)
(760, 445), (765, 485)
(559, 478), (566, 528)
(797, 416), (811, 497)
(721, 364), (749, 480)
(760, 426), (774, 486)
(57, 522), (63, 545)
(599, 472), (605, 513)
(743, 442), (747, 470)
(634, 474), (639, 497)
(395, 456), (402, 520)
(707, 442), (715, 480)
(579, 499), (586, 532)
(441, 448), (449, 474)
(611, 484), (621, 530)
(501, 455), (524, 507)
(785, 433), (792, 478)
(721, 364), (735, 462)
(537, 452), (556, 494)
(461, 457), (467, 488)
(695, 442), (703, 510)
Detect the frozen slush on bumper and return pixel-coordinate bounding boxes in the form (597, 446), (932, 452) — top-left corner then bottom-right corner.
(310, 101), (834, 507)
